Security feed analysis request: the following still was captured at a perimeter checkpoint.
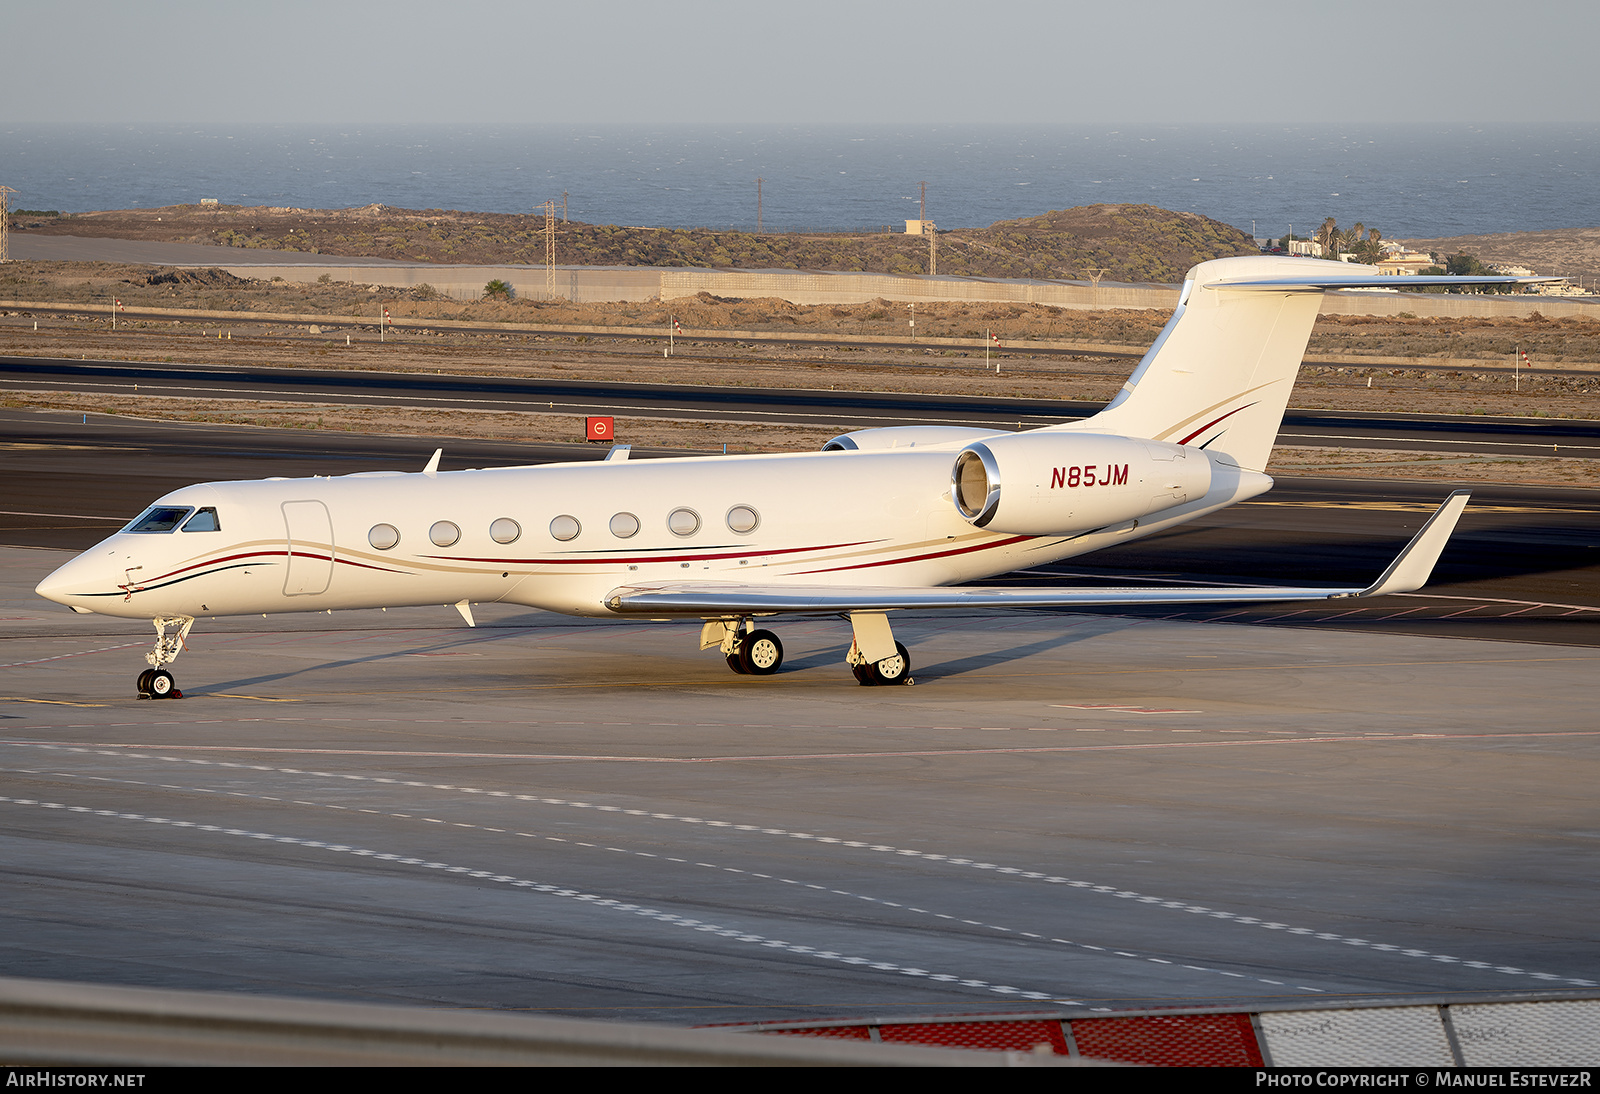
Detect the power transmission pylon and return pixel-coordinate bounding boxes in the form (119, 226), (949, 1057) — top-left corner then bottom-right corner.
(542, 200), (557, 300)
(0, 187), (16, 264)
(756, 177), (763, 233)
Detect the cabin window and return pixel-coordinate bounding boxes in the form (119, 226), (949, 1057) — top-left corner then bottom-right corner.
(549, 515), (581, 542)
(125, 506), (193, 533)
(667, 508), (701, 537)
(726, 505), (759, 534)
(490, 517), (521, 545)
(368, 524), (400, 550)
(181, 507), (221, 533)
(609, 512), (640, 539)
(429, 521), (461, 548)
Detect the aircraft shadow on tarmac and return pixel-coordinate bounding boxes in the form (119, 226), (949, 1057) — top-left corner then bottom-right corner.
(201, 626), (540, 694)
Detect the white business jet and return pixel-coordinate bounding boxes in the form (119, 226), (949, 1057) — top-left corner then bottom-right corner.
(36, 256), (1535, 697)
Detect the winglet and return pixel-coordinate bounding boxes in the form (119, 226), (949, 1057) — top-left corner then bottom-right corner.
(1356, 491), (1471, 598)
(453, 599), (475, 628)
(422, 448), (443, 476)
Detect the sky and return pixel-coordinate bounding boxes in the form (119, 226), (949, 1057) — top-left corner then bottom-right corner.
(7, 0), (1596, 126)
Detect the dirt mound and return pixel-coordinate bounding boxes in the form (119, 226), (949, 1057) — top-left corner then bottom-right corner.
(142, 268), (251, 288)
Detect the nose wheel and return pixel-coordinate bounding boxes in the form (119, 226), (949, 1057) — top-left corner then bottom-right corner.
(136, 616), (193, 699)
(138, 668), (180, 700)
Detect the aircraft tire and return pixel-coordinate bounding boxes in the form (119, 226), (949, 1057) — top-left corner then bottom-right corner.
(137, 669), (155, 696)
(857, 642), (911, 686)
(739, 630), (783, 676)
(149, 670), (176, 698)
(725, 651), (748, 675)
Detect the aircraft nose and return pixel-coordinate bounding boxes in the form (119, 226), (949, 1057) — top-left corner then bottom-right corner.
(35, 551), (115, 612)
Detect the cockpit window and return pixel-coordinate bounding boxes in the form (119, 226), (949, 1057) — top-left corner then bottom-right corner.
(181, 507), (221, 532)
(125, 506), (194, 534)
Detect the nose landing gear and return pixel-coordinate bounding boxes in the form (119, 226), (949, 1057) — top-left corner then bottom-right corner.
(137, 616), (193, 699)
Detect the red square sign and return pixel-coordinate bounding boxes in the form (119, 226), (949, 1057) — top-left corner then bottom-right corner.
(586, 416), (614, 441)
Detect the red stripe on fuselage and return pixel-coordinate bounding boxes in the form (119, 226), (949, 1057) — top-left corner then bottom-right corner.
(424, 539), (879, 567)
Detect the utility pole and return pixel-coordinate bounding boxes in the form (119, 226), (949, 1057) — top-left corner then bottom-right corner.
(919, 181), (926, 222)
(928, 223), (936, 276)
(562, 191), (568, 223)
(0, 187), (15, 263)
(756, 177), (764, 232)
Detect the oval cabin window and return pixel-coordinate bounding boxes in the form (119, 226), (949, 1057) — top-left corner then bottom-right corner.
(667, 508), (701, 537)
(609, 512), (640, 539)
(490, 517), (521, 544)
(369, 523), (400, 550)
(429, 521), (460, 548)
(549, 515), (581, 542)
(726, 505), (759, 534)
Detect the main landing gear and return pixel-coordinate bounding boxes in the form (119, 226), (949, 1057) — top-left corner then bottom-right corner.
(701, 612), (913, 686)
(137, 615), (193, 699)
(705, 619), (786, 676)
(848, 640), (913, 687)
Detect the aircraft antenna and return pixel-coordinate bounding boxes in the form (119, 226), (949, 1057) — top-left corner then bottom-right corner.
(0, 187), (15, 263)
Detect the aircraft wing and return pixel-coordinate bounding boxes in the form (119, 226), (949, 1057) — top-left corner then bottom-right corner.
(606, 492), (1470, 616)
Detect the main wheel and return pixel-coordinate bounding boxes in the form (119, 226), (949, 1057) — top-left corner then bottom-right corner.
(137, 668), (156, 696)
(856, 642), (912, 686)
(738, 630), (783, 676)
(725, 651), (748, 675)
(149, 669), (176, 698)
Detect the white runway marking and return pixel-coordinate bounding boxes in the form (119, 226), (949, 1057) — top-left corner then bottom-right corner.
(0, 790), (1066, 1003)
(9, 740), (1594, 991)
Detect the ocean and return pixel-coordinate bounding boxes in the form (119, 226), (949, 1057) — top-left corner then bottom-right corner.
(0, 122), (1593, 240)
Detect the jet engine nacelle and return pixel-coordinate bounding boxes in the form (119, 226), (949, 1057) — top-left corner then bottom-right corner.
(951, 432), (1212, 534)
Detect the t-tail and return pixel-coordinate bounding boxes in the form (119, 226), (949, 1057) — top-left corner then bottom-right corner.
(1061, 255), (1552, 472)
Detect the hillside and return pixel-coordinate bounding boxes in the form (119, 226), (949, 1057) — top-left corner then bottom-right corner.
(9, 203), (1260, 285)
(1396, 226), (1600, 286)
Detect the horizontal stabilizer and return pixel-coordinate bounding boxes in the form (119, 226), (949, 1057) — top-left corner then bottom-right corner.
(605, 493), (1470, 615)
(1206, 274), (1560, 292)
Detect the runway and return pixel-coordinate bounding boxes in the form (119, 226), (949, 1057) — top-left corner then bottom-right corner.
(5, 547), (1599, 1022)
(4, 407), (1599, 1024)
(8, 355), (1600, 462)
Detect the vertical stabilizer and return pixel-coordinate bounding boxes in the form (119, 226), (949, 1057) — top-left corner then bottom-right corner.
(1063, 256), (1336, 471)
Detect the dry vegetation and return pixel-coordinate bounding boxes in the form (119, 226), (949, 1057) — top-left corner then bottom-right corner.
(10, 202), (1259, 285)
(5, 259), (1599, 365)
(5, 250), (1600, 488)
(1398, 226), (1600, 287)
